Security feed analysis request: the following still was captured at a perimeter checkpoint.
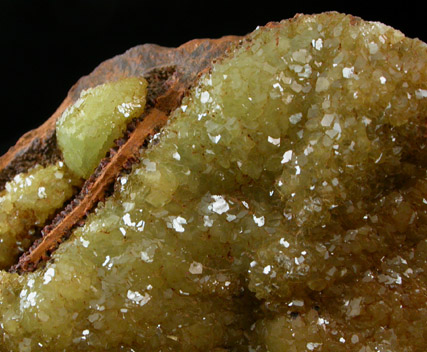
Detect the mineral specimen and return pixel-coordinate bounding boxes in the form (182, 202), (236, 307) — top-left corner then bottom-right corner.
(0, 12), (426, 351)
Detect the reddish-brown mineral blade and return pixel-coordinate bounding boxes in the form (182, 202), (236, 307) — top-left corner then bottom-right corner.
(0, 36), (240, 190)
(15, 108), (168, 272)
(7, 36), (241, 273)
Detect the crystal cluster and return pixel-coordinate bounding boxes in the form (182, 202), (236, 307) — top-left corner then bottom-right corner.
(0, 12), (426, 351)
(0, 78), (149, 272)
(0, 162), (79, 269)
(56, 77), (147, 178)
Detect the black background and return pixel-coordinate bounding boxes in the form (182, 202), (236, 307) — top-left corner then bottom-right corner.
(0, 0), (425, 155)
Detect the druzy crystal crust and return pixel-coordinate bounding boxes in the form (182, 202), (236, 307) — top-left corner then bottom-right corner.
(0, 162), (80, 269)
(0, 12), (426, 351)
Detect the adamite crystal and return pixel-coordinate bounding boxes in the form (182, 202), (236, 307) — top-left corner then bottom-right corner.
(56, 77), (147, 179)
(0, 12), (426, 351)
(0, 78), (148, 272)
(0, 162), (80, 269)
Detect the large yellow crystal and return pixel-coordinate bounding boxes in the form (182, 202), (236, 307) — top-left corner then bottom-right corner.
(56, 77), (147, 179)
(0, 13), (426, 351)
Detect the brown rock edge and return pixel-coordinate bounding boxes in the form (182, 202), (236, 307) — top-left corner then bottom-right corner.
(0, 36), (240, 191)
(2, 35), (242, 272)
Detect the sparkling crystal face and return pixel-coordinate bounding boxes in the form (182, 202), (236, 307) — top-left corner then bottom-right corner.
(0, 162), (80, 269)
(0, 13), (426, 351)
(56, 77), (147, 179)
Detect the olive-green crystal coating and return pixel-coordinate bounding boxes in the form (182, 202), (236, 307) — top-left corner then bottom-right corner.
(0, 78), (147, 271)
(56, 77), (147, 179)
(1, 13), (426, 351)
(0, 162), (80, 270)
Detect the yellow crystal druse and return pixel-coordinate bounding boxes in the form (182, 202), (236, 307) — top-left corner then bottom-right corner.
(0, 12), (426, 351)
(0, 77), (148, 271)
(0, 162), (80, 269)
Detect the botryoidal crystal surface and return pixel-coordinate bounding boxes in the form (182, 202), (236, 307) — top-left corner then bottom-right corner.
(56, 77), (147, 179)
(0, 12), (426, 351)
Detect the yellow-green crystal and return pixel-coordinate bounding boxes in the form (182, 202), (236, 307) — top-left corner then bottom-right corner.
(56, 77), (147, 179)
(0, 78), (147, 271)
(0, 162), (80, 269)
(1, 13), (426, 351)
